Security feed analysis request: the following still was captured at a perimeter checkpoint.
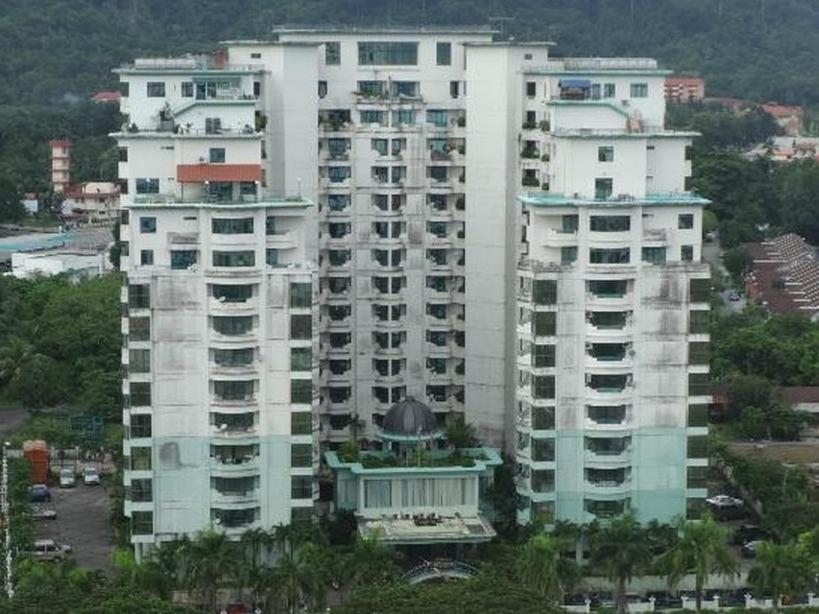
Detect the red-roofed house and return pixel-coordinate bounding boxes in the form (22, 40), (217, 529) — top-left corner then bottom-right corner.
(761, 103), (804, 136)
(665, 77), (705, 104)
(744, 234), (819, 319)
(782, 387), (819, 415)
(90, 90), (121, 104)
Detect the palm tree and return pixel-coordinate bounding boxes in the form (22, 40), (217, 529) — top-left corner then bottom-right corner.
(657, 515), (738, 611)
(179, 528), (235, 612)
(589, 512), (652, 614)
(444, 416), (476, 448)
(748, 541), (814, 612)
(340, 535), (400, 594)
(269, 541), (332, 613)
(517, 533), (563, 604)
(237, 527), (274, 608)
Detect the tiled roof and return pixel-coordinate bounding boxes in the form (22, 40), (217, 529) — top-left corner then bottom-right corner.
(761, 103), (803, 118)
(782, 386), (819, 404)
(744, 234), (819, 316)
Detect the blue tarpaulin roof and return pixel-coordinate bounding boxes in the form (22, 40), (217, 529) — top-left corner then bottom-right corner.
(559, 79), (592, 89)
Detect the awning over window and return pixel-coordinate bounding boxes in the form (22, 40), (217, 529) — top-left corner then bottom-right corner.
(559, 79), (592, 89)
(177, 163), (261, 183)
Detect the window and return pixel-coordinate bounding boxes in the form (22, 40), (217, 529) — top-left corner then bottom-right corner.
(590, 248), (630, 264)
(690, 278), (710, 302)
(213, 316), (253, 336)
(360, 110), (384, 124)
(688, 373), (710, 396)
(212, 218), (253, 234)
(325, 42), (340, 65)
(532, 280), (557, 305)
(327, 166), (351, 183)
(120, 82), (129, 97)
(588, 405), (626, 425)
(532, 375), (555, 399)
(181, 82), (193, 97)
(129, 349), (150, 373)
(213, 251), (255, 267)
(561, 247), (578, 265)
(358, 80), (384, 97)
(130, 382), (151, 407)
(427, 109), (447, 128)
(131, 511), (153, 535)
(265, 249), (278, 266)
(291, 444), (312, 467)
(128, 284), (150, 309)
(589, 374), (628, 392)
(450, 81), (459, 98)
(532, 344), (556, 368)
(291, 412), (312, 435)
(681, 245), (694, 262)
(129, 317), (150, 342)
(687, 466), (707, 489)
(642, 247), (666, 265)
(688, 404), (708, 427)
(589, 280), (627, 297)
(212, 285), (252, 303)
(687, 435), (708, 459)
(689, 310), (709, 334)
(146, 82), (165, 97)
(689, 342), (709, 365)
(129, 478), (153, 503)
(318, 80), (327, 98)
(214, 348), (254, 367)
(170, 250), (197, 269)
(630, 82), (648, 98)
(130, 414), (152, 438)
(391, 81), (418, 98)
(590, 311), (627, 329)
(604, 83), (616, 98)
(205, 117), (222, 134)
(291, 347), (311, 371)
(685, 145), (693, 161)
(562, 215), (579, 233)
(291, 476), (313, 499)
(118, 147), (128, 162)
(392, 110), (415, 126)
(595, 178), (613, 200)
(136, 178), (159, 194)
(140, 250), (153, 265)
(590, 83), (601, 100)
(290, 283), (312, 308)
(130, 447), (152, 471)
(526, 81), (536, 98)
(598, 146), (614, 162)
(209, 148), (226, 163)
(372, 138), (388, 156)
(290, 315), (312, 340)
(436, 42), (452, 65)
(358, 42), (418, 66)
(214, 380), (254, 401)
(532, 407), (555, 430)
(678, 214), (694, 229)
(532, 438), (555, 462)
(590, 215), (630, 232)
(533, 312), (556, 336)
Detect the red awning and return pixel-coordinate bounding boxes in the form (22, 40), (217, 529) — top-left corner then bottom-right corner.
(177, 164), (261, 183)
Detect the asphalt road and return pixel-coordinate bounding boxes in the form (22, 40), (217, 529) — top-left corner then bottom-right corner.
(36, 481), (114, 572)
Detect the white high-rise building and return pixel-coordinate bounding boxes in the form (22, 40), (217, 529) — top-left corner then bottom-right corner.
(116, 29), (709, 552)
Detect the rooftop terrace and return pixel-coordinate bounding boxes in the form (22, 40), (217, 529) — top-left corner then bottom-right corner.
(520, 192), (710, 208)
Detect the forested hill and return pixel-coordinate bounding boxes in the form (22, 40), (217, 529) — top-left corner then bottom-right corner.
(3, 0), (819, 107)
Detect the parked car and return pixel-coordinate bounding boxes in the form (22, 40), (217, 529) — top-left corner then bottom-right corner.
(728, 292), (741, 302)
(706, 494), (746, 519)
(31, 506), (57, 521)
(25, 539), (72, 561)
(82, 466), (100, 486)
(732, 524), (771, 546)
(59, 468), (76, 488)
(742, 539), (766, 558)
(28, 484), (51, 503)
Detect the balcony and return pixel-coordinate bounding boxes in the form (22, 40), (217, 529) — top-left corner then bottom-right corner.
(584, 447), (632, 467)
(211, 488), (260, 506)
(209, 455), (260, 476)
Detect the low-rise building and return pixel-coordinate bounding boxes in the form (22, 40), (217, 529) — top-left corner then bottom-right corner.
(745, 234), (819, 319)
(11, 249), (109, 280)
(64, 182), (121, 222)
(760, 103), (804, 136)
(665, 77), (705, 104)
(325, 398), (501, 546)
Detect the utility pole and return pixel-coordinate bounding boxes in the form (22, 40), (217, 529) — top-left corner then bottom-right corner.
(1, 441), (12, 599)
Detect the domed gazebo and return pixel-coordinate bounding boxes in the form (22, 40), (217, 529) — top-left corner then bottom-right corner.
(379, 397), (443, 445)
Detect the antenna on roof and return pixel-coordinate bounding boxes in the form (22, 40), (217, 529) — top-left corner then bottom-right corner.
(488, 16), (514, 41)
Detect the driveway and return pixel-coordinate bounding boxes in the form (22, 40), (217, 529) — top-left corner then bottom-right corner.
(36, 482), (114, 572)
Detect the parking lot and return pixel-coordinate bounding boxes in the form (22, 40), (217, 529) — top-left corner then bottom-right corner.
(35, 479), (114, 572)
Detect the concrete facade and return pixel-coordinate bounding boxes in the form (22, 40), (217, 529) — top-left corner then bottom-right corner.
(116, 32), (711, 547)
(514, 60), (710, 524)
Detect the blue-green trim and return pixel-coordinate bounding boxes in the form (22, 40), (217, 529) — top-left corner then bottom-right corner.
(519, 192), (711, 207)
(546, 100), (630, 118)
(325, 448), (502, 476)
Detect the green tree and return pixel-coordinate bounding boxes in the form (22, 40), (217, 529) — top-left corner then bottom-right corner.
(340, 535), (400, 594)
(444, 415), (477, 448)
(589, 512), (652, 614)
(179, 529), (234, 612)
(517, 533), (578, 605)
(723, 246), (753, 284)
(748, 541), (814, 611)
(657, 515), (738, 611)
